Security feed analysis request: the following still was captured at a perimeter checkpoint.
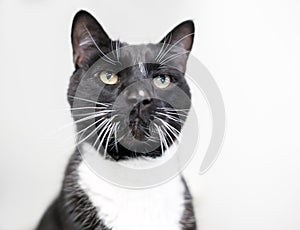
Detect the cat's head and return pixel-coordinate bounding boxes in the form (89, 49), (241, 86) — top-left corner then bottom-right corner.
(68, 10), (194, 160)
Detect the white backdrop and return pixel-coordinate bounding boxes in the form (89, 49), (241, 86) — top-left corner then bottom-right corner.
(1, 0), (300, 229)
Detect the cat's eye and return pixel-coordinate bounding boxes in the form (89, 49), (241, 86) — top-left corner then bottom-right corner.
(98, 71), (119, 85)
(153, 75), (171, 89)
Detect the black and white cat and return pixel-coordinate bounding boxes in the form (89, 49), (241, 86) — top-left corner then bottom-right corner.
(37, 10), (196, 230)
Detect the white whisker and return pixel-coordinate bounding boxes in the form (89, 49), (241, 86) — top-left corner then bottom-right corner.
(104, 123), (116, 157)
(113, 122), (120, 152)
(157, 33), (194, 63)
(82, 24), (117, 65)
(155, 112), (184, 124)
(156, 33), (173, 62)
(68, 95), (112, 107)
(160, 50), (190, 65)
(75, 118), (107, 147)
(97, 122), (113, 156)
(70, 107), (111, 111)
(154, 124), (164, 153)
(164, 111), (188, 117)
(92, 119), (111, 149)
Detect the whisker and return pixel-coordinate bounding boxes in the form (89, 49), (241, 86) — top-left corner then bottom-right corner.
(157, 107), (189, 112)
(70, 107), (111, 111)
(159, 126), (169, 152)
(59, 117), (105, 145)
(156, 33), (173, 62)
(74, 118), (107, 147)
(68, 95), (112, 107)
(97, 122), (113, 156)
(55, 112), (106, 134)
(160, 50), (190, 65)
(104, 123), (116, 157)
(157, 33), (194, 63)
(155, 112), (184, 124)
(82, 24), (117, 65)
(160, 126), (174, 143)
(155, 117), (180, 138)
(71, 117), (105, 141)
(155, 35), (168, 61)
(94, 114), (118, 153)
(115, 40), (121, 64)
(92, 118), (112, 149)
(72, 112), (110, 117)
(154, 124), (164, 153)
(113, 122), (120, 152)
(111, 40), (117, 59)
(163, 111), (188, 117)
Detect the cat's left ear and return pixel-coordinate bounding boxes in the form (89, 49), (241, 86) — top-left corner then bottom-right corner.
(71, 10), (111, 69)
(160, 20), (195, 52)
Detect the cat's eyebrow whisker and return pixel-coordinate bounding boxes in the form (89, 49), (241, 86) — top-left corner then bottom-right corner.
(157, 32), (194, 63)
(156, 33), (173, 62)
(160, 50), (190, 65)
(111, 40), (117, 59)
(155, 35), (168, 62)
(68, 95), (112, 107)
(82, 24), (117, 65)
(115, 40), (121, 64)
(116, 40), (120, 61)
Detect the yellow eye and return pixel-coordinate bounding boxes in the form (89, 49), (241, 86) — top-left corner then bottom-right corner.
(98, 71), (119, 85)
(153, 75), (171, 89)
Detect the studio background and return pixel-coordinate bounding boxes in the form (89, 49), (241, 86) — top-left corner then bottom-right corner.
(1, 0), (300, 229)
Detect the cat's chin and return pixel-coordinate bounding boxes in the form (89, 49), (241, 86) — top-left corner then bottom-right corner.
(131, 128), (146, 141)
(115, 126), (161, 154)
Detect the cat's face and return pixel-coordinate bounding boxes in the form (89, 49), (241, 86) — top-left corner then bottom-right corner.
(68, 10), (194, 160)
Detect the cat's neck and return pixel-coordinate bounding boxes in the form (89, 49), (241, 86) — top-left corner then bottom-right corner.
(77, 142), (185, 230)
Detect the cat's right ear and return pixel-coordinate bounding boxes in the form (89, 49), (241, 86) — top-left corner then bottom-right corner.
(71, 10), (111, 69)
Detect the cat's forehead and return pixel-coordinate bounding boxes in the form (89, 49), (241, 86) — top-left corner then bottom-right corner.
(119, 43), (159, 63)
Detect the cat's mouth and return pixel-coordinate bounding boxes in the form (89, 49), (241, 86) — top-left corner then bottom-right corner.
(129, 118), (149, 141)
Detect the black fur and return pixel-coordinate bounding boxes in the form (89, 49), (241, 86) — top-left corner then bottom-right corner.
(37, 10), (196, 229)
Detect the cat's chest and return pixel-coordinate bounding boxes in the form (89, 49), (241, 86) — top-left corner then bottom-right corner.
(78, 158), (185, 230)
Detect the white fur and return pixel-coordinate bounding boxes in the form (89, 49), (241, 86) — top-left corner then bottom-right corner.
(138, 61), (147, 76)
(78, 143), (185, 230)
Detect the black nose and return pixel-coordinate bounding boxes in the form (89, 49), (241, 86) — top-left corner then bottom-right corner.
(127, 88), (152, 106)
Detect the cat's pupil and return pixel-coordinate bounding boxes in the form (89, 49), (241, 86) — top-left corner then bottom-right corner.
(106, 72), (113, 79)
(160, 76), (166, 83)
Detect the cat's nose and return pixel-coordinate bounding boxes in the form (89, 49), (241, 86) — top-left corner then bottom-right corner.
(127, 89), (152, 106)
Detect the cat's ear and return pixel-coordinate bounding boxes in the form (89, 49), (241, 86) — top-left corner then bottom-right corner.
(160, 20), (195, 52)
(71, 10), (111, 69)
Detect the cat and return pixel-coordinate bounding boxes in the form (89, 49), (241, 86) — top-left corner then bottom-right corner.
(37, 10), (196, 230)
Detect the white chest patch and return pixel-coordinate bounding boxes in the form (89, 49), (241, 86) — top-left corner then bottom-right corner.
(78, 143), (185, 230)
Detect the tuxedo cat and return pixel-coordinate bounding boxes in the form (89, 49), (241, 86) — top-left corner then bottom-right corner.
(37, 10), (196, 230)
